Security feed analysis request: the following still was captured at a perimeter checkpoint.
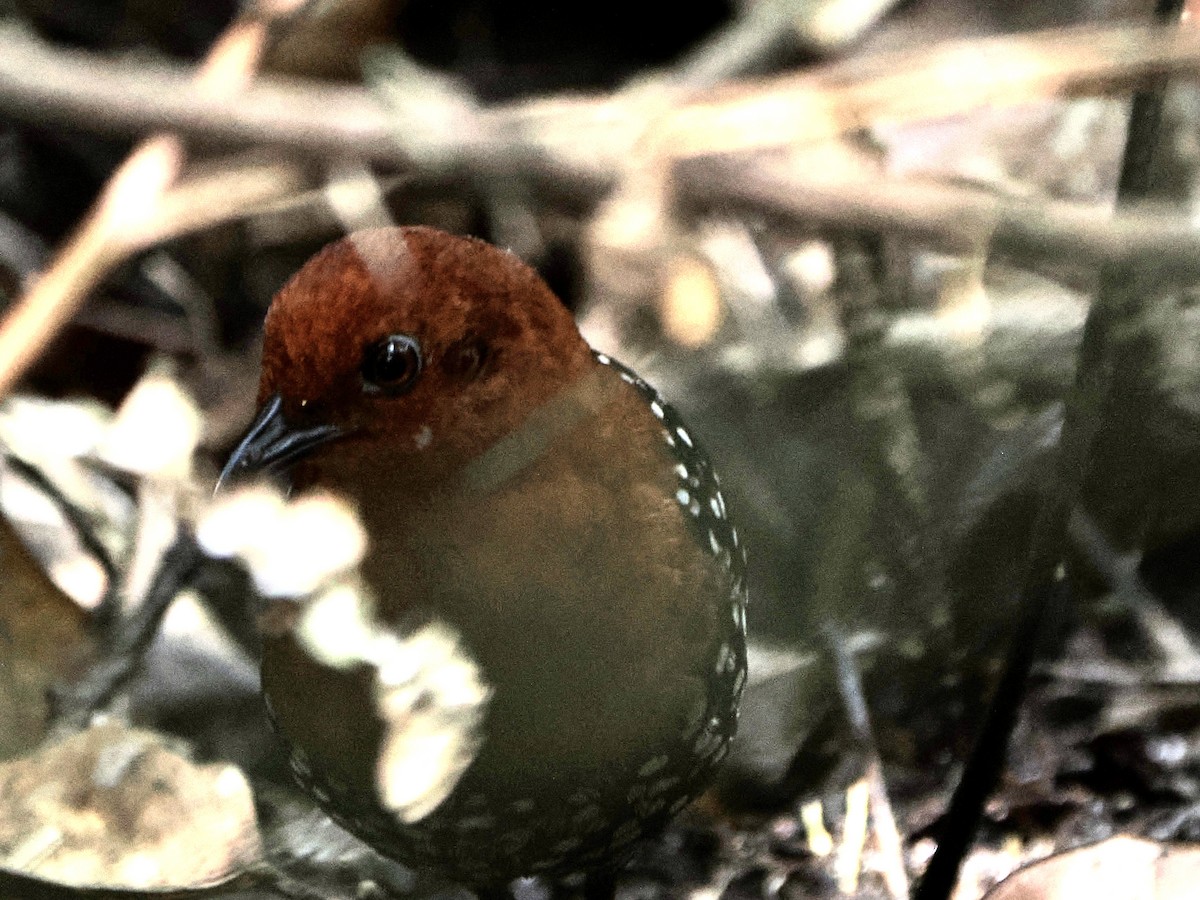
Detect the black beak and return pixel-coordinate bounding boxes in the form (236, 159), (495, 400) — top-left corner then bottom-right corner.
(217, 394), (342, 491)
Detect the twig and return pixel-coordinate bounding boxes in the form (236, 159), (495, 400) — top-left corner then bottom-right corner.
(134, 155), (310, 249)
(824, 625), (909, 899)
(0, 135), (182, 400)
(666, 0), (903, 88)
(1, 452), (121, 632)
(1070, 510), (1200, 680)
(0, 4), (312, 401)
(50, 529), (204, 731)
(677, 156), (1200, 277)
(2, 23), (1200, 179)
(651, 21), (1200, 157)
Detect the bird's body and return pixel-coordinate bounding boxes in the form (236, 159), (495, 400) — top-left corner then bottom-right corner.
(224, 227), (746, 886)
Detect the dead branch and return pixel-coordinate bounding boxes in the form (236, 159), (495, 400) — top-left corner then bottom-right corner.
(650, 23), (1200, 157)
(0, 5), (313, 400)
(2, 23), (1200, 183)
(679, 155), (1200, 277)
(137, 155), (311, 248)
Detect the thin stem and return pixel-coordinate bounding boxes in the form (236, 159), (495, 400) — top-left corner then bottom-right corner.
(50, 530), (204, 731)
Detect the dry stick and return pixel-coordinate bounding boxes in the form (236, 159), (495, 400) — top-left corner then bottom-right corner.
(1070, 511), (1200, 681)
(913, 1), (1188, 897)
(648, 21), (1200, 157)
(138, 156), (310, 247)
(0, 136), (183, 399)
(3, 21), (1200, 299)
(50, 529), (205, 732)
(0, 153), (309, 400)
(0, 9), (307, 400)
(3, 23), (1200, 177)
(677, 156), (1200, 278)
(824, 624), (909, 899)
(2, 452), (121, 632)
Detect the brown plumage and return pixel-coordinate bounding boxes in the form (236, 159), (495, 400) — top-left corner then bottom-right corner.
(222, 226), (747, 888)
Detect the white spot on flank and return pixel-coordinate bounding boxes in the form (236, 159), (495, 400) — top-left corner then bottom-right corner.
(572, 804), (605, 831)
(612, 821), (642, 845)
(715, 642), (732, 674)
(650, 775), (680, 797)
(708, 530), (721, 554)
(501, 828), (534, 853)
(674, 463), (688, 479)
(456, 815), (495, 831)
(414, 425), (433, 450)
(711, 494), (725, 518)
(650, 400), (665, 419)
(596, 353), (611, 365)
(684, 695), (706, 735)
(638, 754), (670, 777)
(694, 731), (721, 757)
(676, 488), (691, 506)
(676, 427), (693, 447)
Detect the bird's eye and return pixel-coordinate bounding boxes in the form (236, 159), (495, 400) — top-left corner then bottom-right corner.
(362, 334), (423, 395)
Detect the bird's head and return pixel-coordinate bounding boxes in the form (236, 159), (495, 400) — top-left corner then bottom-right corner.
(219, 227), (593, 492)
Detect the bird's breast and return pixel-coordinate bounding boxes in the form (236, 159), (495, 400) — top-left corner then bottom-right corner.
(260, 358), (747, 880)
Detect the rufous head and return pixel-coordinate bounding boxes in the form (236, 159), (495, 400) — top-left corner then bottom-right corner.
(220, 227), (593, 490)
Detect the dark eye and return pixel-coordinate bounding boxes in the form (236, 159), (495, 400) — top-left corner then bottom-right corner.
(444, 337), (492, 380)
(362, 334), (423, 395)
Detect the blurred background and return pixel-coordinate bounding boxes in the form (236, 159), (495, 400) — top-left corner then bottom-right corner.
(3, 0), (1200, 898)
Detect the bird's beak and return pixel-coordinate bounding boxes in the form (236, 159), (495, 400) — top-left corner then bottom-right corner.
(218, 394), (342, 491)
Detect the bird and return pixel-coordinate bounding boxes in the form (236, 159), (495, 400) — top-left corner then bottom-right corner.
(219, 226), (748, 892)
